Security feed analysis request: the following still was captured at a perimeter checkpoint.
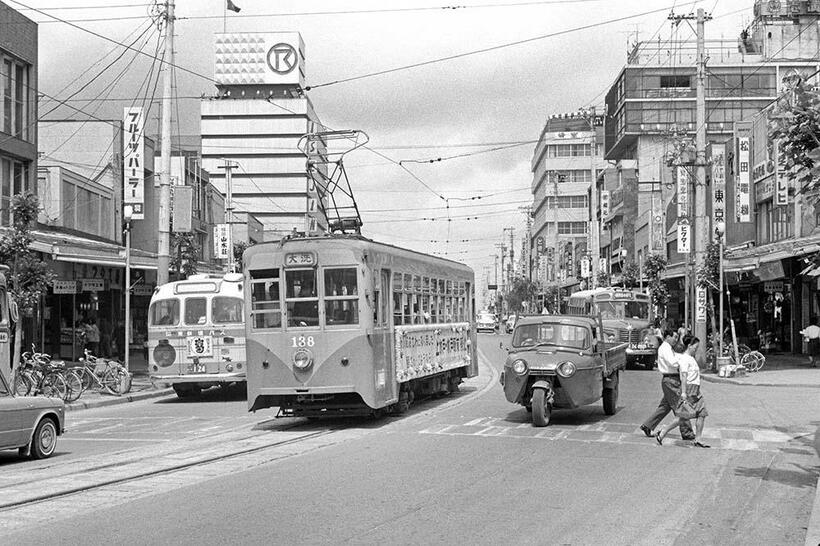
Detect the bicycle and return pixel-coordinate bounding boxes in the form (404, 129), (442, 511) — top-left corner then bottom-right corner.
(71, 349), (132, 396)
(18, 347), (83, 402)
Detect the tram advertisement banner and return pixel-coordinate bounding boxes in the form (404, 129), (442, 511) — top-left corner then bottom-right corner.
(394, 324), (470, 382)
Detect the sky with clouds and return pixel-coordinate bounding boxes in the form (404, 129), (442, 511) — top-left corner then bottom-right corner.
(14, 0), (760, 292)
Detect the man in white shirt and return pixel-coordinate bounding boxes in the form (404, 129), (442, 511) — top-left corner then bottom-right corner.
(799, 317), (820, 367)
(656, 335), (709, 448)
(639, 329), (695, 440)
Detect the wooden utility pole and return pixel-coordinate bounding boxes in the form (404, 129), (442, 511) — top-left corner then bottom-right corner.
(157, 0), (175, 286)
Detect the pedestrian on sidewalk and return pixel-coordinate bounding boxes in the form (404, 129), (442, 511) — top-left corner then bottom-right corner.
(799, 317), (820, 367)
(639, 329), (695, 441)
(656, 335), (710, 448)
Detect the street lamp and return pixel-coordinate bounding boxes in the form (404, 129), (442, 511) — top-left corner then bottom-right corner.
(715, 220), (726, 362)
(123, 205), (133, 374)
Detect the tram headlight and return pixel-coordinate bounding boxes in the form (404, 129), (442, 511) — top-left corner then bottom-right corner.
(557, 361), (576, 378)
(511, 359), (528, 376)
(153, 341), (176, 368)
(292, 348), (313, 371)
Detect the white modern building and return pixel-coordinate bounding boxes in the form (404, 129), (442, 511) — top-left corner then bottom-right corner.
(200, 32), (326, 241)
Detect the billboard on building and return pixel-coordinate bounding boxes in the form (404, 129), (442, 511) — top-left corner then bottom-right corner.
(172, 185), (193, 233)
(123, 107), (145, 220)
(214, 32), (306, 88)
(736, 136), (752, 222)
(214, 224), (230, 259)
(711, 143), (726, 238)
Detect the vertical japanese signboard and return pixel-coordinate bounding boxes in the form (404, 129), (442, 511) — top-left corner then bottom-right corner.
(711, 143), (726, 239)
(123, 107), (145, 220)
(736, 136), (751, 222)
(172, 185), (193, 233)
(695, 286), (707, 323)
(600, 190), (611, 218)
(214, 224), (229, 259)
(580, 256), (591, 278)
(677, 166), (690, 254)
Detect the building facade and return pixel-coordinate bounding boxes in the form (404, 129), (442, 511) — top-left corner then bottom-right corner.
(200, 32), (326, 241)
(530, 114), (605, 288)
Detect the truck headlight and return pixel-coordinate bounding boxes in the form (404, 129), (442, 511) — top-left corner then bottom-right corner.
(511, 359), (528, 375)
(557, 361), (576, 377)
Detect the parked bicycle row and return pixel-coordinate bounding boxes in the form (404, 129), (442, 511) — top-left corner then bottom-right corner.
(11, 347), (132, 403)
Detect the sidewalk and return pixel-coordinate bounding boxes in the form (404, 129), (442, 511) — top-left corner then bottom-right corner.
(701, 352), (820, 389)
(62, 357), (173, 412)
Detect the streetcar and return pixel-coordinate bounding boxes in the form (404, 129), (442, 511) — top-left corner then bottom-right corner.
(243, 234), (478, 417)
(148, 272), (247, 397)
(565, 288), (657, 369)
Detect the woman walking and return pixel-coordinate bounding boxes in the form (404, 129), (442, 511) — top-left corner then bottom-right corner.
(656, 335), (710, 448)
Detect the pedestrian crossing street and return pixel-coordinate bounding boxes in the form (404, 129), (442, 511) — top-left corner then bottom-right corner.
(419, 417), (815, 453)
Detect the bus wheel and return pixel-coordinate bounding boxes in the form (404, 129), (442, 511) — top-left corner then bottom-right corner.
(447, 374), (461, 393)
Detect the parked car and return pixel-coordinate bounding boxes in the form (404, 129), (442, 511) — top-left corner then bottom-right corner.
(505, 314), (517, 333)
(476, 312), (498, 333)
(0, 370), (65, 459)
(499, 315), (627, 427)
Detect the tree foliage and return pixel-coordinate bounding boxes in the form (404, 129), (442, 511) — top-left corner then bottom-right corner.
(233, 241), (249, 273)
(506, 277), (538, 314)
(769, 79), (820, 197)
(621, 260), (639, 289)
(0, 193), (56, 372)
(170, 233), (199, 279)
(696, 242), (720, 290)
(596, 270), (610, 287)
(643, 253), (669, 311)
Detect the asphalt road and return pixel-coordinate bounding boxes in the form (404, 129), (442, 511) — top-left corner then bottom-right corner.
(2, 334), (818, 545)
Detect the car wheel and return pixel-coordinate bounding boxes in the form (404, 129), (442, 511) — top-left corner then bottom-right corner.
(531, 389), (551, 427)
(29, 418), (58, 460)
(603, 384), (619, 415)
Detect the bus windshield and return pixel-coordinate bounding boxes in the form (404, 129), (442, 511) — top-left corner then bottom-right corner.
(149, 299), (180, 326)
(595, 301), (649, 320)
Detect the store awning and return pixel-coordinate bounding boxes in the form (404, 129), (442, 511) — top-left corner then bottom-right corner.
(723, 263), (757, 273)
(55, 254), (157, 270)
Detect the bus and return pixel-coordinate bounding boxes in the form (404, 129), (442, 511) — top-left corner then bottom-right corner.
(243, 234), (477, 418)
(565, 288), (656, 369)
(148, 272), (246, 398)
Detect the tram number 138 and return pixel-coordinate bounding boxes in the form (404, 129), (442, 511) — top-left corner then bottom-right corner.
(291, 336), (316, 348)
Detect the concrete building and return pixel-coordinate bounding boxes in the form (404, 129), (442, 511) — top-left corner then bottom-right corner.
(530, 114), (605, 289)
(200, 32), (326, 241)
(0, 2), (37, 224)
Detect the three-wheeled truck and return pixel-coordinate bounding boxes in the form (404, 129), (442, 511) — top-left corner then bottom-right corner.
(500, 314), (628, 427)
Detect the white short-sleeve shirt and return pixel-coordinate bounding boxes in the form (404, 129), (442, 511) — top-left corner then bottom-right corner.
(677, 353), (700, 386)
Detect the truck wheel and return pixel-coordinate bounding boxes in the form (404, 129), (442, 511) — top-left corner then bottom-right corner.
(531, 389), (551, 427)
(603, 384), (619, 415)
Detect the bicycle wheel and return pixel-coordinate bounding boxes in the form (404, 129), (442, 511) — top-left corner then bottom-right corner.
(102, 368), (129, 395)
(41, 373), (67, 399)
(741, 351), (765, 372)
(12, 371), (31, 396)
(75, 366), (95, 392)
(62, 370), (83, 402)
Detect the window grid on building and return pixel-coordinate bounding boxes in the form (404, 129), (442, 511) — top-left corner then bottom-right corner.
(546, 143), (593, 158)
(557, 221), (588, 235)
(545, 195), (588, 209)
(1, 55), (30, 141)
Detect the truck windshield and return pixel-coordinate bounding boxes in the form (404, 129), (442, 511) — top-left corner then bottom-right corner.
(513, 323), (590, 350)
(595, 301), (649, 320)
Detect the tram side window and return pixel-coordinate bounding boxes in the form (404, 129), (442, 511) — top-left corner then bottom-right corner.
(393, 272), (403, 325)
(324, 268), (359, 326)
(250, 270), (281, 329)
(286, 269), (319, 327)
(212, 297), (243, 324)
(184, 298), (208, 325)
(149, 299), (179, 326)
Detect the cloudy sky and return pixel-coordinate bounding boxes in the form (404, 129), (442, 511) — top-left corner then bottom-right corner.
(16, 0), (758, 292)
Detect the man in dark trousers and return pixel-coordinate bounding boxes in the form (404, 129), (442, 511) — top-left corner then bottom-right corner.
(639, 329), (695, 440)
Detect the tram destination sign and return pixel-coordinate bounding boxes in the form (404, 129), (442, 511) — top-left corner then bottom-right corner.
(285, 252), (316, 267)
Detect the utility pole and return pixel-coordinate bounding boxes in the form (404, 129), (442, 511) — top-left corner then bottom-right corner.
(495, 243), (506, 294)
(580, 107), (599, 288)
(519, 205), (533, 282)
(157, 0), (175, 286)
(670, 8), (711, 362)
(218, 160), (237, 273)
(503, 227), (515, 289)
(552, 172), (561, 282)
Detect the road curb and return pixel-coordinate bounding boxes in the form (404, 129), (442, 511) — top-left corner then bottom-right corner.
(65, 387), (175, 412)
(806, 455), (820, 545)
(701, 375), (820, 389)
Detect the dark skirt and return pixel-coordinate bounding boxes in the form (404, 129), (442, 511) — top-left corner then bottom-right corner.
(810, 338), (820, 356)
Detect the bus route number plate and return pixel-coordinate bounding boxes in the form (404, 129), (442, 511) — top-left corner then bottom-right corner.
(187, 335), (213, 358)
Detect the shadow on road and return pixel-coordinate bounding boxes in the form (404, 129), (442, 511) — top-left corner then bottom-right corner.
(154, 384), (248, 404)
(734, 464), (820, 489)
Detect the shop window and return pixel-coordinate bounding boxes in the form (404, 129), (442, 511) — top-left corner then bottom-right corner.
(149, 299), (180, 326)
(184, 297), (207, 325)
(250, 269), (281, 329)
(212, 297), (243, 324)
(285, 269), (318, 327)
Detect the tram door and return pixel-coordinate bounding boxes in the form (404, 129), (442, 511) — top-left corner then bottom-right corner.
(373, 269), (396, 404)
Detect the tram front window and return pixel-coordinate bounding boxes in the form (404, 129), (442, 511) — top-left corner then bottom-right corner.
(250, 269), (281, 329)
(286, 269), (319, 327)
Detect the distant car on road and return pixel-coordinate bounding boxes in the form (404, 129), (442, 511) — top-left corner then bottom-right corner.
(505, 314), (517, 333)
(0, 370), (65, 459)
(476, 312), (497, 333)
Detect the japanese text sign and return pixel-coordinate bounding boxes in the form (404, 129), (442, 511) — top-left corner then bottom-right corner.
(123, 107), (145, 220)
(736, 136), (751, 222)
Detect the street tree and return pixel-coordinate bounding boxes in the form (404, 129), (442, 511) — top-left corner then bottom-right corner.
(621, 261), (639, 289)
(769, 78), (820, 196)
(233, 241), (249, 273)
(643, 253), (669, 316)
(170, 233), (199, 280)
(697, 242), (721, 349)
(0, 193), (56, 375)
(506, 277), (538, 315)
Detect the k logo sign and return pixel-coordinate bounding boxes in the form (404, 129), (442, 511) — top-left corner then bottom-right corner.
(267, 43), (298, 74)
